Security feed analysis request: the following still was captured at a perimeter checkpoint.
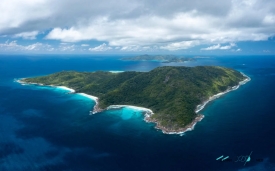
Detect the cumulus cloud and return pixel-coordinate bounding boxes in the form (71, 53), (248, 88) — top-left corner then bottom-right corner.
(120, 46), (139, 51)
(0, 40), (53, 51)
(59, 44), (75, 51)
(0, 0), (51, 34)
(89, 43), (112, 51)
(25, 43), (44, 50)
(13, 31), (39, 40)
(201, 43), (237, 50)
(160, 41), (200, 51)
(201, 44), (221, 50)
(0, 0), (274, 51)
(0, 40), (24, 51)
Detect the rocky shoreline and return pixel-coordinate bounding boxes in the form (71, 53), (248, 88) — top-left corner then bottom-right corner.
(141, 73), (251, 135)
(144, 113), (204, 135)
(90, 99), (103, 114)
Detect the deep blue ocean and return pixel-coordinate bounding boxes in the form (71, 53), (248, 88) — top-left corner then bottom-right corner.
(0, 55), (274, 171)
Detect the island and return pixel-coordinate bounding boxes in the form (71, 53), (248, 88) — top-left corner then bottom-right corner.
(121, 54), (195, 63)
(19, 66), (250, 134)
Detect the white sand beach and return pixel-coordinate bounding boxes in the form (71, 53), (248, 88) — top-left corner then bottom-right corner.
(56, 86), (76, 93)
(78, 93), (98, 101)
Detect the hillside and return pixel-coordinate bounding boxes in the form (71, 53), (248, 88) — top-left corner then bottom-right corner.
(22, 66), (246, 132)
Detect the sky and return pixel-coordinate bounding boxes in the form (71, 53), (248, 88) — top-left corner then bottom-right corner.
(0, 0), (275, 55)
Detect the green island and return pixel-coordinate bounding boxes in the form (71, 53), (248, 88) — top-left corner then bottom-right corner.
(21, 66), (248, 133)
(121, 54), (195, 63)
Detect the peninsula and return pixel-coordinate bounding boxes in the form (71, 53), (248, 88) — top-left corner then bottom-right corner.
(20, 66), (249, 134)
(121, 54), (195, 63)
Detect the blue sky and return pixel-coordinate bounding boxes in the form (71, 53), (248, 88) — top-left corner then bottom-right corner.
(0, 0), (274, 55)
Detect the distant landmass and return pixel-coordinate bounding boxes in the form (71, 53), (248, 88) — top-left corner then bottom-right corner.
(121, 54), (195, 63)
(20, 66), (248, 133)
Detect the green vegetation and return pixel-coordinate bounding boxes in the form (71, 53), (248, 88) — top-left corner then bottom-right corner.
(121, 54), (195, 63)
(23, 66), (245, 131)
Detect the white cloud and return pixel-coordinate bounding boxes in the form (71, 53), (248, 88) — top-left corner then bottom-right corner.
(44, 13), (215, 46)
(263, 15), (275, 25)
(46, 27), (83, 42)
(160, 41), (200, 51)
(119, 45), (158, 51)
(201, 43), (237, 50)
(0, 40), (23, 51)
(42, 0), (274, 49)
(89, 43), (112, 51)
(25, 43), (43, 50)
(0, 40), (53, 51)
(44, 9), (274, 49)
(201, 44), (221, 50)
(13, 31), (39, 40)
(81, 44), (89, 47)
(0, 0), (51, 32)
(59, 44), (75, 51)
(220, 45), (231, 50)
(120, 45), (141, 51)
(0, 0), (274, 51)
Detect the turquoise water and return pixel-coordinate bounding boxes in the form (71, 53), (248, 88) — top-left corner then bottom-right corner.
(0, 55), (275, 170)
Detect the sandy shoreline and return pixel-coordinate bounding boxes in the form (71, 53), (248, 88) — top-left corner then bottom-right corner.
(77, 93), (102, 114)
(57, 86), (76, 93)
(109, 71), (124, 73)
(15, 79), (100, 114)
(106, 105), (154, 119)
(16, 73), (251, 135)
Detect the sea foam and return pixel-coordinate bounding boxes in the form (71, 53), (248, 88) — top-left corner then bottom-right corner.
(56, 86), (75, 93)
(78, 93), (98, 101)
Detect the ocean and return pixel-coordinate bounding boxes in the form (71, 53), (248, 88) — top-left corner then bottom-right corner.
(0, 55), (274, 171)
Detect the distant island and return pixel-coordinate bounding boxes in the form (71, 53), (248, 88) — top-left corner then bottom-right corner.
(121, 54), (195, 63)
(19, 66), (250, 134)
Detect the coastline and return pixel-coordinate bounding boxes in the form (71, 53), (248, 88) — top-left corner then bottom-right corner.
(143, 73), (251, 135)
(57, 86), (75, 93)
(77, 93), (102, 114)
(195, 73), (251, 114)
(109, 71), (124, 73)
(15, 79), (100, 114)
(106, 105), (154, 120)
(16, 73), (251, 135)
